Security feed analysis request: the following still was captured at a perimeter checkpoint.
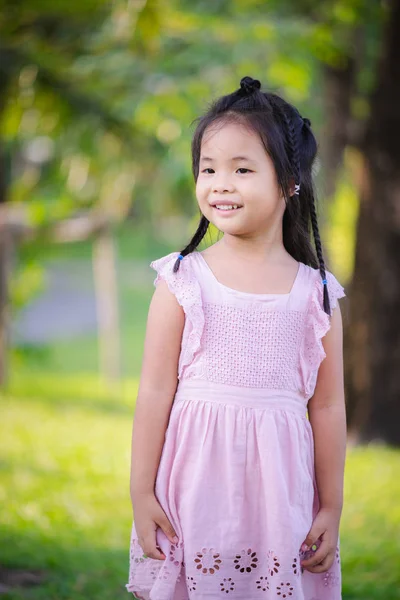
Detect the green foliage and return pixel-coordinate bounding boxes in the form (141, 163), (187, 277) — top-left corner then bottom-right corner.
(0, 0), (325, 227)
(10, 260), (45, 311)
(0, 0), (386, 292)
(1, 0), (388, 214)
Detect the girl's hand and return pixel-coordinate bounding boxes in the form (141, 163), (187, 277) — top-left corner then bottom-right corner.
(132, 492), (179, 561)
(299, 507), (341, 573)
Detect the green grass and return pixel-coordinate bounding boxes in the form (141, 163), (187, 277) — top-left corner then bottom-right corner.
(1, 374), (400, 599)
(1, 375), (137, 600)
(340, 446), (400, 599)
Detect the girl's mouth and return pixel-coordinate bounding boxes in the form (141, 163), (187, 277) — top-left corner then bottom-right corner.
(213, 205), (243, 213)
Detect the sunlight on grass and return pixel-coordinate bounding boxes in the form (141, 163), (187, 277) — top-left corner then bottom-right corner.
(1, 374), (137, 599)
(7, 371), (139, 406)
(1, 374), (400, 599)
(341, 446), (400, 598)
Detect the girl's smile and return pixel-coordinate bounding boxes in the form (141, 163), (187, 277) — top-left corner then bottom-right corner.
(212, 204), (243, 214)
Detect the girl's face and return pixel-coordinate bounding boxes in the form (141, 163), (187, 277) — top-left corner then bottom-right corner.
(196, 121), (286, 237)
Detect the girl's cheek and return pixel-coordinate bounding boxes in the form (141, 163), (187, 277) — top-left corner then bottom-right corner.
(196, 182), (209, 199)
(195, 183), (202, 199)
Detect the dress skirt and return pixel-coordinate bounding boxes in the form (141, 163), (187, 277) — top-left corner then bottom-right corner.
(126, 379), (342, 599)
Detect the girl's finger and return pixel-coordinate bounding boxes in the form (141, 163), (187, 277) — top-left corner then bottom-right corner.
(306, 552), (334, 573)
(300, 541), (329, 568)
(155, 512), (179, 545)
(141, 533), (166, 561)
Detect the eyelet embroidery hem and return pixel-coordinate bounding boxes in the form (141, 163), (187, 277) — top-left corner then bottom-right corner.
(127, 540), (341, 597)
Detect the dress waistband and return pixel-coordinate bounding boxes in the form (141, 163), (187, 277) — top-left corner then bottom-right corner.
(174, 379), (308, 417)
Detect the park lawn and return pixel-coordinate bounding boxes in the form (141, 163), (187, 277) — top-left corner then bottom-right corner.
(13, 221), (172, 379)
(1, 374), (400, 600)
(12, 284), (153, 378)
(0, 374), (136, 600)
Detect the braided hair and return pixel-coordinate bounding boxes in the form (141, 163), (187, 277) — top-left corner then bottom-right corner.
(173, 75), (331, 316)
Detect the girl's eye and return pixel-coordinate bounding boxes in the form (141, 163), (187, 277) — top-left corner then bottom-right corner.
(201, 168), (252, 174)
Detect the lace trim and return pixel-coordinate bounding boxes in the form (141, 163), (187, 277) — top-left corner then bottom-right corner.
(301, 269), (346, 398)
(150, 251), (205, 379)
(126, 537), (341, 597)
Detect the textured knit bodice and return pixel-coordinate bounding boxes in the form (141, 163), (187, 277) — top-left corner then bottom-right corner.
(151, 250), (345, 401)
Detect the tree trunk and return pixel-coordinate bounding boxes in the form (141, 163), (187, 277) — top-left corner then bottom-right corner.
(347, 0), (400, 445)
(319, 60), (355, 201)
(318, 45), (363, 436)
(92, 227), (121, 385)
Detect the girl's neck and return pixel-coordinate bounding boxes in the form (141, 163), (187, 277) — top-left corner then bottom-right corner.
(212, 236), (288, 266)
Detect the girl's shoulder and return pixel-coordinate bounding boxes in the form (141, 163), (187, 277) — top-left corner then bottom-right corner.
(301, 263), (346, 314)
(150, 251), (204, 370)
(298, 264), (346, 397)
(150, 250), (200, 288)
(149, 251), (205, 313)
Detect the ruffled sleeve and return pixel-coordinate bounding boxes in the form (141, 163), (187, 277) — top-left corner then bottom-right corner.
(300, 269), (346, 399)
(150, 251), (205, 379)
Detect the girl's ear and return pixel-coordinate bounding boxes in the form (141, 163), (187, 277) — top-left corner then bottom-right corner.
(288, 177), (296, 197)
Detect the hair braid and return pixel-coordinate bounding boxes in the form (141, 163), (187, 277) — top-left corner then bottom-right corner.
(264, 97), (306, 258)
(286, 111), (331, 315)
(173, 214), (210, 272)
(309, 201), (331, 315)
(280, 108), (301, 196)
(269, 95), (331, 315)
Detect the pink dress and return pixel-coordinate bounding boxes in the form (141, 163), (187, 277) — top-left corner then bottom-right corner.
(126, 249), (346, 600)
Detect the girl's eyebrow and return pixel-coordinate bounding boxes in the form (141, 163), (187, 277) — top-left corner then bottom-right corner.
(200, 155), (255, 162)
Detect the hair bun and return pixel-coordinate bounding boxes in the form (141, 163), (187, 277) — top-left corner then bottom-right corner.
(240, 76), (261, 95)
(303, 117), (311, 127)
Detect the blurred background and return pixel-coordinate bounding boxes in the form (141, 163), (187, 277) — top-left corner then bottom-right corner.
(1, 0), (399, 598)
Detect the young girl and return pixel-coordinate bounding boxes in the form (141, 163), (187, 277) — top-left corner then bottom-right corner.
(126, 76), (346, 600)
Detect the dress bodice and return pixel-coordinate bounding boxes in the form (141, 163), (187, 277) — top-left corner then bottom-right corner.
(150, 250), (346, 401)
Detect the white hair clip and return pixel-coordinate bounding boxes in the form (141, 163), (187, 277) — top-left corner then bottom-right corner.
(294, 183), (301, 195)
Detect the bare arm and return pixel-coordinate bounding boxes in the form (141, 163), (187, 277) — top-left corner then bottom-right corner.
(300, 301), (347, 573)
(130, 278), (185, 504)
(307, 301), (347, 512)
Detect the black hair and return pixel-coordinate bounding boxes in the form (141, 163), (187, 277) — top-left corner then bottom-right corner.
(173, 75), (331, 316)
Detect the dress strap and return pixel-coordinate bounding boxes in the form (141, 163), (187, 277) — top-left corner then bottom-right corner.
(150, 251), (205, 378)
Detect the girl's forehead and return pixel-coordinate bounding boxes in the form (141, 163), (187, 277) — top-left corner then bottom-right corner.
(201, 121), (264, 155)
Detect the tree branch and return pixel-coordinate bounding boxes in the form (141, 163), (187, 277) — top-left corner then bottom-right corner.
(0, 45), (158, 154)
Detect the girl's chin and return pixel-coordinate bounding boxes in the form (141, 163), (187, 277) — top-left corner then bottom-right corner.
(208, 221), (247, 237)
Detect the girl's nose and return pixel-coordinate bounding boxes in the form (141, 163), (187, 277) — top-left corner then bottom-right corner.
(213, 178), (235, 193)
